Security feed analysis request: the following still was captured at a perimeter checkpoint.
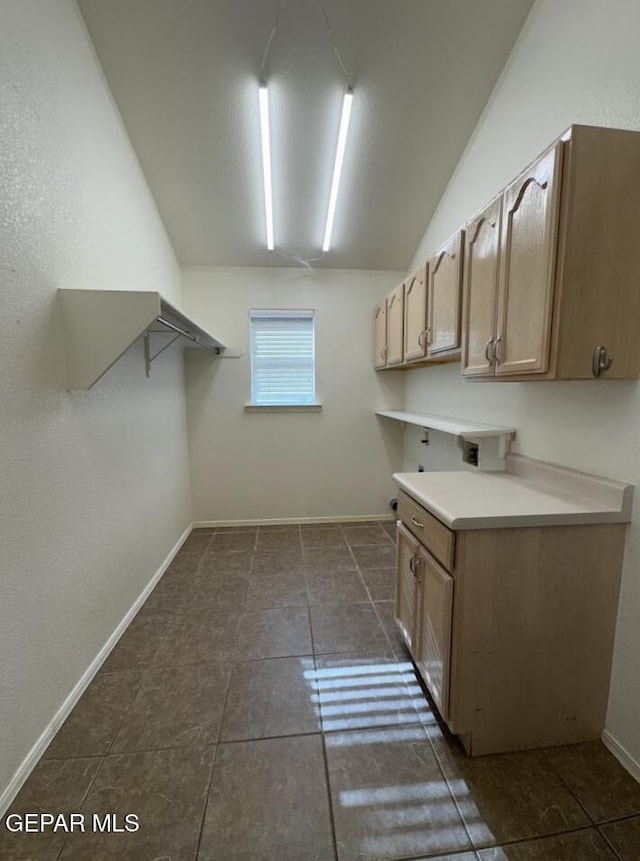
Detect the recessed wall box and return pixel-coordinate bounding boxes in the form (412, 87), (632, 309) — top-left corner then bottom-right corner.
(462, 441), (479, 468)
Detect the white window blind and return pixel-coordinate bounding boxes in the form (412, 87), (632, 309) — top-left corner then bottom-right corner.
(249, 310), (315, 406)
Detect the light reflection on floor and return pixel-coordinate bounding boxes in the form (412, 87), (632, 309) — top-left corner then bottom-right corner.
(307, 661), (486, 858)
(305, 659), (436, 732)
(339, 781), (456, 807)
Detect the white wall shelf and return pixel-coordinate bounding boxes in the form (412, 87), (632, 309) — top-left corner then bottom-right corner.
(59, 289), (242, 390)
(376, 409), (516, 470)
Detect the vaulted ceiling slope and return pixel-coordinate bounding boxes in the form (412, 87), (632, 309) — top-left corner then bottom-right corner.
(78, 0), (534, 270)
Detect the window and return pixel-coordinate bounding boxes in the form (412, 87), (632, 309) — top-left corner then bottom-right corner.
(249, 309), (316, 407)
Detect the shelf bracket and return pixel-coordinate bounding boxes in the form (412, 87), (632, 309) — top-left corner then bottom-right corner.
(498, 433), (514, 460)
(144, 331), (182, 378)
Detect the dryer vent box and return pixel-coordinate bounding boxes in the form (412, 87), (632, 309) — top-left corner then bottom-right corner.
(461, 436), (507, 471)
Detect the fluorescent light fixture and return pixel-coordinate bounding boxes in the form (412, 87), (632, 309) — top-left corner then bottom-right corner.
(259, 85), (274, 251)
(322, 88), (353, 253)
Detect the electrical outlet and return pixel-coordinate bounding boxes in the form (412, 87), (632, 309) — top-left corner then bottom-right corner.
(418, 464), (425, 472)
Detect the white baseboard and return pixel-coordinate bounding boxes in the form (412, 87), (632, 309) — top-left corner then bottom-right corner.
(194, 514), (395, 528)
(602, 729), (640, 783)
(0, 524), (192, 819)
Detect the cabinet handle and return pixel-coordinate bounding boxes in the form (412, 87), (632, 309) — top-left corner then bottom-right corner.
(592, 345), (614, 377)
(414, 556), (422, 584)
(493, 335), (502, 364)
(409, 554), (415, 575)
(484, 338), (494, 362)
(380, 346), (387, 361)
(410, 516), (424, 529)
(418, 330), (425, 348)
(426, 327), (432, 345)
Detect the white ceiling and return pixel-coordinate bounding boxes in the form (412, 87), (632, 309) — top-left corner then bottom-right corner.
(78, 0), (534, 270)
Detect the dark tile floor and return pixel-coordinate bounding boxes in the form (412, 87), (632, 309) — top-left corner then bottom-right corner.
(2, 521), (640, 860)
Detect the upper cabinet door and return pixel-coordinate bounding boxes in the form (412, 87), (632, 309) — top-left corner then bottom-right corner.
(495, 143), (563, 376)
(428, 231), (463, 356)
(386, 282), (405, 365)
(462, 198), (501, 377)
(373, 300), (387, 369)
(403, 264), (428, 362)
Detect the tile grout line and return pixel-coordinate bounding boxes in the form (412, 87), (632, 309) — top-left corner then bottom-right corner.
(539, 751), (607, 830)
(598, 823), (626, 860)
(40, 731), (329, 764)
(309, 601), (340, 861)
(51, 752), (109, 861)
(319, 732), (340, 861)
(379, 848), (480, 861)
(193, 654), (237, 861)
(474, 823), (624, 855)
(305, 598), (337, 860)
(339, 523), (382, 610)
(597, 810), (640, 825)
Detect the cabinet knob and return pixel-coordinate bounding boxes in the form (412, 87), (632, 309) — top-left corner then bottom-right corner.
(592, 345), (613, 377)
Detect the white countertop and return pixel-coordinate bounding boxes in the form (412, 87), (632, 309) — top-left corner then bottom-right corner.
(393, 457), (633, 529)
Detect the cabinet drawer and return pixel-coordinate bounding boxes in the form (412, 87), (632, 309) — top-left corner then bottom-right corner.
(398, 491), (455, 571)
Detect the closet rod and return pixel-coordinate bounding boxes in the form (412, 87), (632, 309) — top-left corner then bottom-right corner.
(156, 316), (198, 343)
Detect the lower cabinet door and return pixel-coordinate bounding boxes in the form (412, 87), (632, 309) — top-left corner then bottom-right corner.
(415, 547), (454, 720)
(395, 524), (421, 656)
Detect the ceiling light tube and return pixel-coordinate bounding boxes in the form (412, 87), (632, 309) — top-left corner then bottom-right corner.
(259, 85), (274, 251)
(322, 88), (353, 253)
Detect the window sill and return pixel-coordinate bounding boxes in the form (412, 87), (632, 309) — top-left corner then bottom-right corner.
(244, 403), (323, 413)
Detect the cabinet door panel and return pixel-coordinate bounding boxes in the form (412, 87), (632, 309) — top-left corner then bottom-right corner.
(386, 283), (405, 365)
(395, 524), (421, 656)
(428, 231), (463, 356)
(373, 301), (387, 369)
(416, 548), (453, 721)
(496, 143), (563, 376)
(462, 198), (501, 377)
(403, 265), (428, 362)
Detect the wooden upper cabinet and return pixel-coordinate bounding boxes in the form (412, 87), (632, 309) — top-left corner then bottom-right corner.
(378, 126), (640, 379)
(462, 198), (501, 377)
(428, 231), (463, 357)
(373, 300), (387, 369)
(403, 264), (428, 362)
(386, 282), (405, 365)
(495, 142), (563, 377)
(552, 125), (640, 379)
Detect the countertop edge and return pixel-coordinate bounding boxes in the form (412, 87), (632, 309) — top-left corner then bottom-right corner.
(393, 472), (632, 530)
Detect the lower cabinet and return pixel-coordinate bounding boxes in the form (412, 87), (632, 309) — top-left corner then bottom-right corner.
(414, 544), (453, 722)
(394, 490), (626, 756)
(395, 525), (421, 654)
(396, 524), (453, 720)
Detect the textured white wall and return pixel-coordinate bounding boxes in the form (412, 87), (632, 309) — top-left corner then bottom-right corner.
(0, 0), (191, 800)
(183, 266), (404, 522)
(404, 0), (640, 766)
